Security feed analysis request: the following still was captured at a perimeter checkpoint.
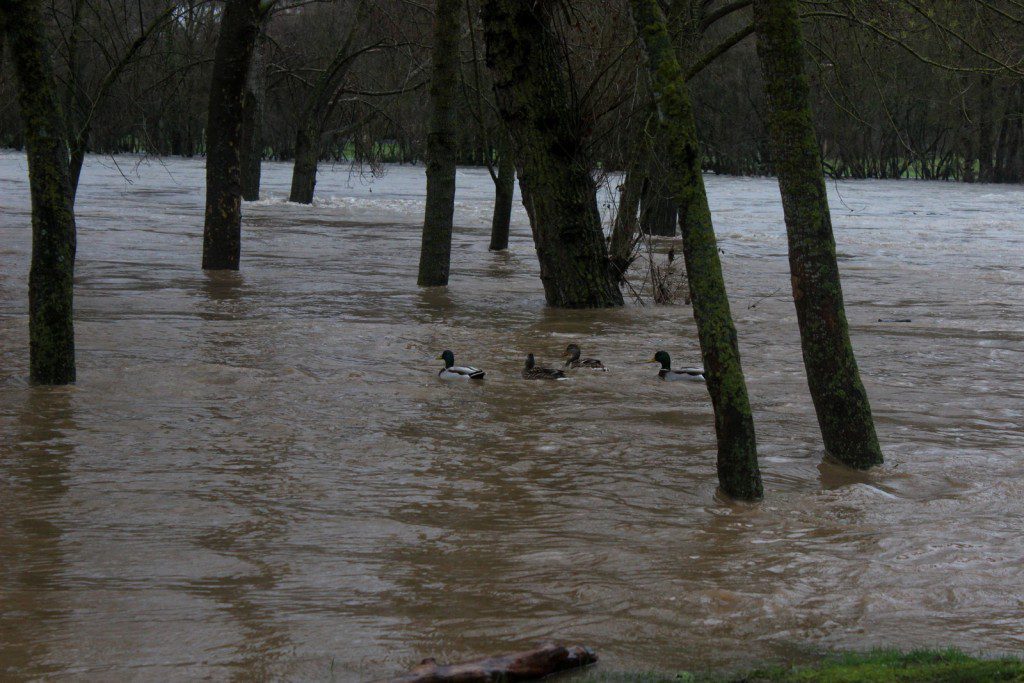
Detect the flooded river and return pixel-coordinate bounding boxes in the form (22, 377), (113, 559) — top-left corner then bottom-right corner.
(1, 152), (1022, 679)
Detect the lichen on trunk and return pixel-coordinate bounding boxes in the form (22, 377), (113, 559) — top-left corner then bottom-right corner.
(754, 0), (883, 469)
(629, 0), (763, 500)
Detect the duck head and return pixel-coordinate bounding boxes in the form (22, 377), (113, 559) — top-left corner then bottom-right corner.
(649, 350), (671, 370)
(524, 353), (536, 370)
(562, 344), (581, 361)
(438, 350), (455, 368)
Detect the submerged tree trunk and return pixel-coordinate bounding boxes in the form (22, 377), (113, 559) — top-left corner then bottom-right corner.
(417, 0), (460, 286)
(288, 124), (320, 204)
(1, 0), (77, 384)
(489, 135), (515, 251)
(639, 176), (677, 237)
(202, 0), (262, 270)
(482, 0), (622, 308)
(630, 0), (762, 501)
(754, 0), (882, 469)
(609, 164), (643, 278)
(240, 24), (267, 202)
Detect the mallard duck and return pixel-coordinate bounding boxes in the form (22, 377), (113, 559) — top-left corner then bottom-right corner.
(650, 350), (704, 381)
(563, 343), (607, 371)
(522, 353), (566, 380)
(437, 350), (485, 379)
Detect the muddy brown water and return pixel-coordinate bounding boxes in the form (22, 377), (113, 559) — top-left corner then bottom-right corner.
(1, 152), (1023, 680)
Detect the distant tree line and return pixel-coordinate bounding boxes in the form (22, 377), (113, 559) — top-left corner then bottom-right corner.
(1, 0), (1022, 183)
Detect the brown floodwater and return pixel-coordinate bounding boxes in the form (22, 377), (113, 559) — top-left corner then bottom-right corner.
(1, 152), (1023, 680)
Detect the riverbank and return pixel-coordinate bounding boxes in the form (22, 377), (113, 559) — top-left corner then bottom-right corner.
(581, 650), (1024, 681)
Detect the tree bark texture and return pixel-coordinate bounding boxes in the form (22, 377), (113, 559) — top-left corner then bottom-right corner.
(202, 0), (262, 270)
(488, 134), (515, 251)
(482, 0), (623, 308)
(630, 0), (763, 500)
(417, 0), (461, 286)
(1, 0), (78, 384)
(240, 24), (267, 202)
(754, 0), (883, 469)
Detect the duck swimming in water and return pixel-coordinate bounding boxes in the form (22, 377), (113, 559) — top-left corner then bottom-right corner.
(437, 350), (485, 379)
(563, 343), (607, 371)
(522, 353), (566, 380)
(649, 350), (704, 382)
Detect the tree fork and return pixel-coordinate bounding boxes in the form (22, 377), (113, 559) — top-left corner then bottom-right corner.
(754, 0), (883, 468)
(1, 0), (78, 384)
(630, 0), (763, 500)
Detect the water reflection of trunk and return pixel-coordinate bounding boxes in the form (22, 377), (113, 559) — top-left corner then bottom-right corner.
(754, 0), (883, 469)
(630, 0), (762, 500)
(481, 0), (623, 309)
(417, 0), (461, 287)
(202, 0), (263, 271)
(1, 0), (78, 384)
(0, 388), (75, 676)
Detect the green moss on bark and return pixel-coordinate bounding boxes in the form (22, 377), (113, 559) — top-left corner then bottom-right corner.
(482, 0), (623, 308)
(754, 0), (883, 469)
(630, 0), (762, 501)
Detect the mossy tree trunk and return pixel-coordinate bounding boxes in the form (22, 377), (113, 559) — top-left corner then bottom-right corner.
(417, 0), (460, 286)
(482, 0), (623, 308)
(240, 23), (267, 202)
(488, 134), (515, 251)
(630, 0), (762, 500)
(202, 0), (262, 270)
(754, 0), (882, 468)
(1, 0), (77, 384)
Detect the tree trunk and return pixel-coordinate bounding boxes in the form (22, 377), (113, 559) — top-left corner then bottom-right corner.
(639, 174), (678, 237)
(69, 139), (86, 200)
(754, 0), (882, 469)
(488, 136), (515, 251)
(609, 164), (643, 278)
(482, 0), (623, 308)
(417, 0), (460, 286)
(288, 123), (320, 204)
(630, 0), (762, 501)
(239, 24), (267, 202)
(1, 0), (77, 384)
(202, 0), (262, 270)
(977, 75), (994, 183)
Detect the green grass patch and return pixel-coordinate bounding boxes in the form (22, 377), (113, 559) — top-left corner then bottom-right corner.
(578, 649), (1024, 682)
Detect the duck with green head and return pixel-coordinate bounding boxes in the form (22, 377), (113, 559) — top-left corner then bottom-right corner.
(437, 350), (485, 379)
(649, 350), (704, 382)
(522, 353), (566, 380)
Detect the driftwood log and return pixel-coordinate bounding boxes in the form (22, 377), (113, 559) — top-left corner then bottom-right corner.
(387, 643), (597, 682)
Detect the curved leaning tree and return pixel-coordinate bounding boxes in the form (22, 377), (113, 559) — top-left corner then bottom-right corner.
(629, 0), (763, 501)
(754, 0), (883, 469)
